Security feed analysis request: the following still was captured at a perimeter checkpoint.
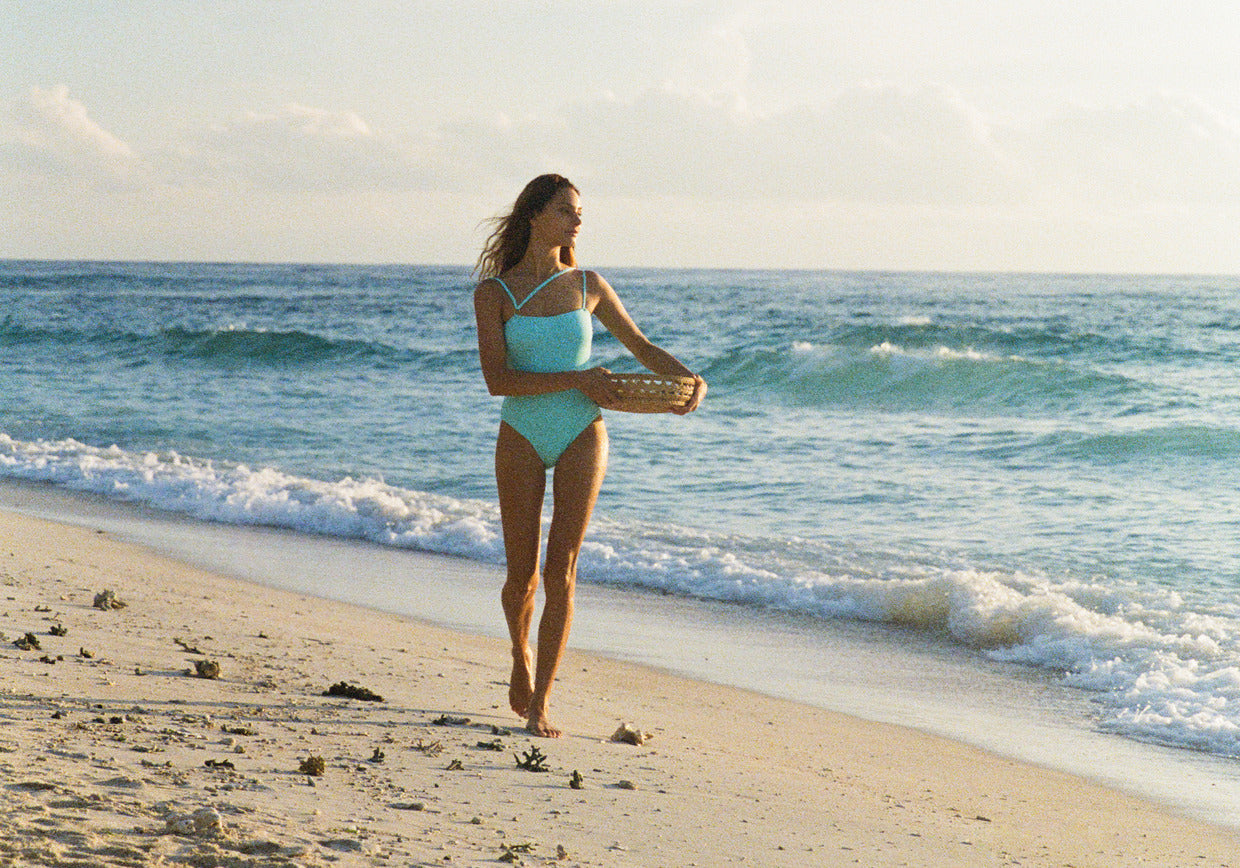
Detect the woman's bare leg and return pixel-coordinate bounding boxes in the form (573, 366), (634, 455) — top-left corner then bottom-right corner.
(495, 422), (546, 718)
(526, 419), (608, 737)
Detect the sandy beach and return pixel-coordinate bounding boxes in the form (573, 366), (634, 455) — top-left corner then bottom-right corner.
(2, 507), (1237, 867)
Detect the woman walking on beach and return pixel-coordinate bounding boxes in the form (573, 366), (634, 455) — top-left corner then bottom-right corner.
(474, 174), (706, 737)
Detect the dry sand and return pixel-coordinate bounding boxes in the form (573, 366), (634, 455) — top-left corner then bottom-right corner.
(1, 508), (1236, 867)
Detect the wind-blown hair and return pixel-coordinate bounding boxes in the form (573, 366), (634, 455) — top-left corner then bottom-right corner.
(475, 174), (579, 278)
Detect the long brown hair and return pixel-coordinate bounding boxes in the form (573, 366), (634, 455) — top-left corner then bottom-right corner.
(475, 174), (579, 278)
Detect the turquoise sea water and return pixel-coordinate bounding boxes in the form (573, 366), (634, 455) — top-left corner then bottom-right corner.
(3, 260), (1240, 765)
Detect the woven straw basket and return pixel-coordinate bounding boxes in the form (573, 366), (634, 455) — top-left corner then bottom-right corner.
(606, 373), (696, 413)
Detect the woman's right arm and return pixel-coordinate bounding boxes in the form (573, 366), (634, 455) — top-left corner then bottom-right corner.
(474, 281), (617, 402)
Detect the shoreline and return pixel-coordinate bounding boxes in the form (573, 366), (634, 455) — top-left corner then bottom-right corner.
(2, 502), (1238, 865)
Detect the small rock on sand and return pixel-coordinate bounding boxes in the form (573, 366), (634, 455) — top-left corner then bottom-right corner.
(193, 659), (221, 679)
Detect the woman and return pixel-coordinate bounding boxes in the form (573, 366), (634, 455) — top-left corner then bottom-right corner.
(474, 174), (706, 737)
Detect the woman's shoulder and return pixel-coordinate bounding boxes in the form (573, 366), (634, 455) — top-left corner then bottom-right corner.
(474, 274), (508, 306)
(579, 267), (609, 287)
(581, 268), (617, 297)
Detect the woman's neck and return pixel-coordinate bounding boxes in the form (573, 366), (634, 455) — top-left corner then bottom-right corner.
(517, 248), (567, 282)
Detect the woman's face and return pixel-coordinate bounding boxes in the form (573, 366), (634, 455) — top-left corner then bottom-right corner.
(530, 186), (582, 250)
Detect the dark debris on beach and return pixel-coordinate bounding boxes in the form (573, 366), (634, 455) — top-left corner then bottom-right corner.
(323, 681), (385, 702)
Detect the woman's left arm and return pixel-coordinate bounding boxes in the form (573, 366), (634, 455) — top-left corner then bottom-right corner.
(588, 271), (707, 413)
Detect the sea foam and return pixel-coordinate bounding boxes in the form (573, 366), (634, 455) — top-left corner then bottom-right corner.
(0, 434), (500, 559)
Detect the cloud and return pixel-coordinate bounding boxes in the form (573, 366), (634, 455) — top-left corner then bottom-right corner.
(5, 90), (427, 195)
(251, 103), (374, 138)
(7, 85), (134, 178)
(662, 11), (755, 99)
(168, 102), (431, 193)
(1026, 91), (1240, 205)
(773, 83), (1020, 205)
(26, 85), (133, 159)
(445, 83), (1240, 215)
(444, 82), (1022, 207)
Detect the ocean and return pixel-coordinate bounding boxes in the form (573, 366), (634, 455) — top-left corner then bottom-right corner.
(4, 260), (1240, 805)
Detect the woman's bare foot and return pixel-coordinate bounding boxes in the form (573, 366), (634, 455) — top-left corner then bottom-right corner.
(525, 708), (561, 738)
(509, 648), (534, 717)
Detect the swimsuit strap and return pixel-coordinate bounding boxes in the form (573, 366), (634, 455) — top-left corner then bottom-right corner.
(580, 269), (588, 310)
(497, 268), (574, 310)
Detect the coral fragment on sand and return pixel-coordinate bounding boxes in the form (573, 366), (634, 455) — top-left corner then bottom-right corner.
(514, 745), (550, 772)
(500, 842), (536, 863)
(174, 637), (205, 654)
(569, 770), (584, 789)
(299, 756), (326, 776)
(165, 807), (223, 837)
(14, 632), (41, 650)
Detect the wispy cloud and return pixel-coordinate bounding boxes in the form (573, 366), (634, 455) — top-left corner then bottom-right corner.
(435, 83), (1022, 205)
(15, 83), (1238, 211)
(179, 102), (428, 193)
(8, 85), (134, 177)
(1023, 91), (1240, 205)
(447, 82), (1240, 211)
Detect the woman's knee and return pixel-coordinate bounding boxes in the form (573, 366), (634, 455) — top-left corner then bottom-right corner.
(503, 566), (539, 597)
(540, 568), (576, 603)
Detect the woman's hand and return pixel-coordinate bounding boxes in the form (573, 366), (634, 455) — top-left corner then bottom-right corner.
(575, 366), (619, 407)
(673, 374), (707, 415)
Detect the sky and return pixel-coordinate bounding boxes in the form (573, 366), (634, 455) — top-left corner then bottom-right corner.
(3, 1), (1239, 272)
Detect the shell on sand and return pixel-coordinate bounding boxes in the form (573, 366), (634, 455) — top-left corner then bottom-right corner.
(610, 722), (653, 746)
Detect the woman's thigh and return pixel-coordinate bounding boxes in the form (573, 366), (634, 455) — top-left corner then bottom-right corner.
(547, 419), (608, 565)
(495, 422), (547, 577)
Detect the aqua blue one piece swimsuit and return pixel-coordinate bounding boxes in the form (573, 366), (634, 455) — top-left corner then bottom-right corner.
(494, 269), (600, 468)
